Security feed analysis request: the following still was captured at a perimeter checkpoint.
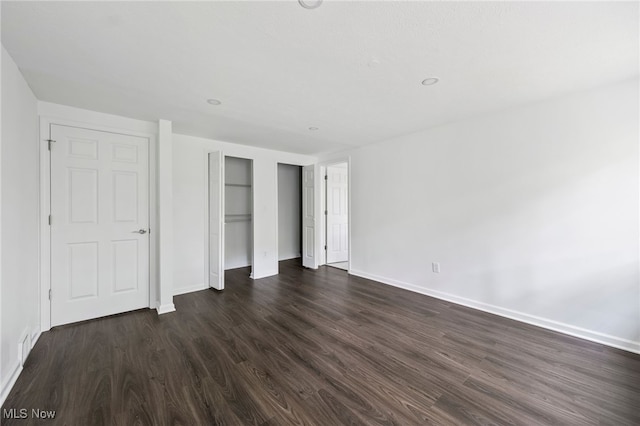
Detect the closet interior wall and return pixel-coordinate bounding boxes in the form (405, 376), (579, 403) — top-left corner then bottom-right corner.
(224, 156), (253, 270)
(278, 164), (302, 261)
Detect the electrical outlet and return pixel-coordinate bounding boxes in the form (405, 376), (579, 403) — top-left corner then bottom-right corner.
(432, 262), (440, 273)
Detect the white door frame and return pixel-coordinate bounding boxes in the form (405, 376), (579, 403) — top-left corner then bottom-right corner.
(317, 157), (351, 270)
(39, 117), (157, 331)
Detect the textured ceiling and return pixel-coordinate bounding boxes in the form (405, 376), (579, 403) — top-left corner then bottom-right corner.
(2, 1), (638, 155)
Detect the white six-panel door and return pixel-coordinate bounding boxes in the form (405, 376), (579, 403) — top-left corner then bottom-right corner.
(326, 164), (348, 264)
(50, 125), (149, 326)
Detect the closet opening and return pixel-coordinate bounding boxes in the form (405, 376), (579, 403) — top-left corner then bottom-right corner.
(277, 163), (302, 269)
(224, 156), (253, 277)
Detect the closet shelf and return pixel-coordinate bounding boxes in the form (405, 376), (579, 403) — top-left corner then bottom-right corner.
(225, 183), (252, 187)
(225, 213), (252, 223)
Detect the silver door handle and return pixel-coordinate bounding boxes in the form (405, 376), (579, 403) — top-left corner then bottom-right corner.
(133, 229), (148, 234)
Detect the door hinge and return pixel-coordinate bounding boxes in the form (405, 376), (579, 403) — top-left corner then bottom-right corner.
(46, 139), (56, 151)
(48, 289), (51, 300)
(324, 175), (328, 180)
(324, 245), (327, 250)
(48, 215), (52, 226)
(324, 210), (328, 215)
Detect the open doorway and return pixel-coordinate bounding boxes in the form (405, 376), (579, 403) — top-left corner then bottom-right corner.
(278, 163), (302, 265)
(324, 162), (349, 271)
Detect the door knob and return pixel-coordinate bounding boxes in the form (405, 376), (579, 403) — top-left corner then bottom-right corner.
(133, 229), (148, 234)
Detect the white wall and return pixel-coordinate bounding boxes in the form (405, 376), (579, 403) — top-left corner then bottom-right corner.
(0, 40), (3, 409)
(172, 133), (315, 295)
(342, 78), (640, 353)
(278, 164), (301, 261)
(1, 46), (39, 404)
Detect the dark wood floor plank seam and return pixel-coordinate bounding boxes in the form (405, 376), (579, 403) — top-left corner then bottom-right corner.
(2, 259), (639, 425)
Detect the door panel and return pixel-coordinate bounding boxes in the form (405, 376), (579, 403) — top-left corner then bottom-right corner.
(113, 172), (138, 221)
(326, 164), (348, 263)
(208, 151), (224, 290)
(112, 239), (139, 293)
(302, 165), (316, 268)
(68, 242), (98, 299)
(50, 125), (149, 326)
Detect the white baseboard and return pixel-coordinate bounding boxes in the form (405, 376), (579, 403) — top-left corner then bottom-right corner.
(31, 328), (41, 348)
(225, 262), (251, 270)
(349, 269), (640, 355)
(278, 254), (301, 261)
(173, 283), (206, 296)
(156, 303), (176, 315)
(251, 270), (278, 280)
(0, 360), (22, 407)
(0, 325), (42, 407)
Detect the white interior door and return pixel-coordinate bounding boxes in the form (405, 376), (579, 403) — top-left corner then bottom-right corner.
(50, 124), (149, 326)
(302, 165), (316, 268)
(209, 151), (224, 290)
(326, 164), (349, 263)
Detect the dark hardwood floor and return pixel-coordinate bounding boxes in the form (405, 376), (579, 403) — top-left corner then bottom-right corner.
(3, 259), (640, 425)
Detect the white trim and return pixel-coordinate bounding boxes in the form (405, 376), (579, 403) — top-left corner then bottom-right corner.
(349, 269), (640, 355)
(279, 254), (301, 261)
(203, 150), (211, 289)
(30, 327), (41, 351)
(17, 329), (30, 366)
(0, 361), (22, 407)
(251, 269), (279, 280)
(156, 303), (176, 315)
(148, 127), (158, 309)
(38, 118), (51, 331)
(248, 157), (257, 279)
(38, 115), (158, 330)
(274, 161), (279, 276)
(0, 328), (38, 406)
(157, 120), (174, 309)
(173, 283), (207, 296)
(38, 101), (157, 135)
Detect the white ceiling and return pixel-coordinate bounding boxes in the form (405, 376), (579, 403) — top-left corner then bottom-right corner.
(2, 1), (638, 155)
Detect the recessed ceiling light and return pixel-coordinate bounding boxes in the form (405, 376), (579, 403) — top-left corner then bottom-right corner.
(309, 127), (319, 131)
(421, 77), (439, 86)
(368, 58), (381, 68)
(298, 0), (323, 9)
(207, 99), (222, 105)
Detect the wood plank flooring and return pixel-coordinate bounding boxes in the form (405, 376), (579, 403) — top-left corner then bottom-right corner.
(3, 259), (640, 425)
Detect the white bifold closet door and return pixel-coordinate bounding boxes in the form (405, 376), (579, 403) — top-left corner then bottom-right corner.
(302, 165), (316, 268)
(208, 151), (224, 290)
